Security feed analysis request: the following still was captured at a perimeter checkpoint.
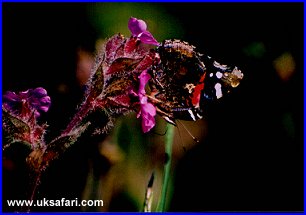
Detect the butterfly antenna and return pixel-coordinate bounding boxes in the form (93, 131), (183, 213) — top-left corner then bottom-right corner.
(175, 122), (187, 153)
(177, 120), (200, 144)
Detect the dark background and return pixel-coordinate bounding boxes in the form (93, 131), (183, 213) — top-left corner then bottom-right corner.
(2, 3), (304, 212)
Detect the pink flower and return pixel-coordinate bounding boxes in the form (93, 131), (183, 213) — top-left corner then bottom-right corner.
(136, 70), (156, 133)
(128, 17), (159, 46)
(3, 87), (51, 118)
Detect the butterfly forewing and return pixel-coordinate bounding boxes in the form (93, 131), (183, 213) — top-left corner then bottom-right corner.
(201, 55), (244, 101)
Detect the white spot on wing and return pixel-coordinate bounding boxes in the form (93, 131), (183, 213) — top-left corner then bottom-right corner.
(214, 83), (223, 99)
(164, 116), (176, 125)
(213, 61), (228, 70)
(209, 73), (213, 77)
(216, 72), (223, 79)
(188, 110), (196, 121)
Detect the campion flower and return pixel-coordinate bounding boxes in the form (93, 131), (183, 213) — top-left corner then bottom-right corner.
(128, 17), (159, 46)
(3, 87), (51, 118)
(127, 17), (159, 132)
(2, 87), (50, 151)
(136, 70), (157, 133)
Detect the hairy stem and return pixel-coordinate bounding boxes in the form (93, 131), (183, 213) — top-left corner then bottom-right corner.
(23, 171), (42, 212)
(62, 101), (92, 135)
(24, 100), (97, 212)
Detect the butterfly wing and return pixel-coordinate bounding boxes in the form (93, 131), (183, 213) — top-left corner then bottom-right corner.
(149, 40), (243, 125)
(201, 56), (244, 101)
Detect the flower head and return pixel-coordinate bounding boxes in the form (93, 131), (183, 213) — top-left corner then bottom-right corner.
(136, 70), (156, 133)
(3, 87), (51, 118)
(128, 17), (159, 46)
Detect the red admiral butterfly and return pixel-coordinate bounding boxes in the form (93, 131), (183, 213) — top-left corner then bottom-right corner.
(148, 39), (243, 125)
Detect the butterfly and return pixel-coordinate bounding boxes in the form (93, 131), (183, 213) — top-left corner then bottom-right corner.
(147, 39), (244, 125)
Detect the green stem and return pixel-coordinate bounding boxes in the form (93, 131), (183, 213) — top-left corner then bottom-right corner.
(156, 123), (174, 212)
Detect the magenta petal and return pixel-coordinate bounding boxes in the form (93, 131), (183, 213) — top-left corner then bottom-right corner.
(39, 105), (49, 112)
(40, 96), (51, 104)
(141, 103), (156, 133)
(33, 87), (48, 97)
(34, 111), (41, 118)
(19, 90), (30, 98)
(141, 113), (155, 133)
(38, 96), (51, 112)
(3, 87), (51, 118)
(3, 91), (19, 102)
(128, 17), (147, 36)
(142, 103), (156, 117)
(138, 70), (151, 95)
(136, 67), (157, 133)
(139, 95), (148, 104)
(139, 31), (159, 46)
(142, 115), (155, 133)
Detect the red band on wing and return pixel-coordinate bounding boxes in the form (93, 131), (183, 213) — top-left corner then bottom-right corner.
(191, 73), (206, 107)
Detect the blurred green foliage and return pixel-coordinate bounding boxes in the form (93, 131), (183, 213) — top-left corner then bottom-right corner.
(87, 3), (184, 41)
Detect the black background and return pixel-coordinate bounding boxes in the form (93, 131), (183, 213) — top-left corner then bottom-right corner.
(2, 3), (304, 212)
